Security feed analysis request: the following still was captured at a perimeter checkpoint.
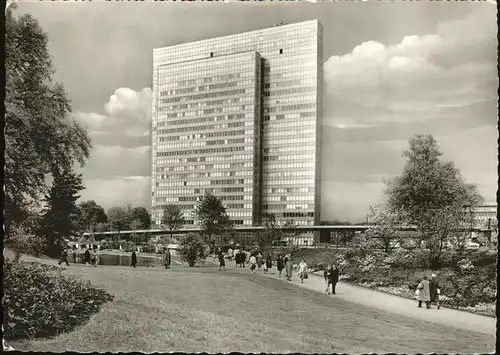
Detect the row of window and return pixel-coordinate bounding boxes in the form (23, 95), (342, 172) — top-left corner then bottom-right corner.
(266, 128), (315, 137)
(161, 88), (249, 104)
(261, 204), (313, 210)
(263, 86), (315, 97)
(263, 111), (316, 121)
(155, 162), (252, 172)
(263, 145), (315, 154)
(264, 170), (314, 178)
(262, 179), (314, 186)
(264, 162), (315, 170)
(158, 137), (249, 150)
(162, 100), (252, 118)
(155, 178), (252, 187)
(263, 153), (315, 162)
(265, 187), (314, 193)
(265, 195), (314, 202)
(160, 81), (241, 96)
(266, 118), (317, 130)
(158, 67), (255, 81)
(157, 113), (248, 129)
(263, 94), (316, 104)
(154, 187), (253, 196)
(157, 121), (250, 136)
(160, 129), (248, 142)
(158, 170), (253, 180)
(154, 155), (253, 166)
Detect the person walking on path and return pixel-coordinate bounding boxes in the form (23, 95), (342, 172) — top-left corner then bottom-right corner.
(265, 253), (273, 274)
(285, 255), (293, 281)
(257, 252), (263, 271)
(276, 255), (284, 277)
(84, 245), (91, 266)
(72, 245), (78, 264)
(416, 276), (431, 309)
(234, 248), (240, 267)
(164, 248), (171, 269)
(131, 251), (137, 268)
(249, 254), (257, 274)
(91, 247), (98, 267)
(429, 273), (441, 310)
(324, 264), (339, 294)
(58, 247), (69, 266)
(218, 248), (226, 271)
(297, 259), (308, 283)
(227, 248), (233, 262)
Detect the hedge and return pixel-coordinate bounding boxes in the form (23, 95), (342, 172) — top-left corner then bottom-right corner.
(3, 261), (114, 340)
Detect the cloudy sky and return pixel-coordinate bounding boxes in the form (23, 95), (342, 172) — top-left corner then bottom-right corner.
(17, 1), (498, 222)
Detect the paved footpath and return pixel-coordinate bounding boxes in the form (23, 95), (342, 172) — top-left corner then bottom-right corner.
(232, 263), (496, 336)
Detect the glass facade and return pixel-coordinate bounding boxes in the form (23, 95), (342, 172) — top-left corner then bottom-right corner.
(152, 20), (323, 227)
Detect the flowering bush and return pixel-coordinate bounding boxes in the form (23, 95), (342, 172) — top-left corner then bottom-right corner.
(457, 258), (474, 272)
(4, 225), (47, 262)
(3, 261), (114, 340)
(359, 255), (377, 272)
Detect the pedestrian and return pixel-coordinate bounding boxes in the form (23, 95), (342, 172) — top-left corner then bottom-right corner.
(91, 247), (98, 267)
(416, 275), (431, 309)
(218, 248), (226, 271)
(242, 250), (247, 267)
(84, 245), (91, 266)
(429, 273), (441, 310)
(235, 251), (241, 267)
(325, 264), (339, 295)
(131, 250), (137, 268)
(257, 252), (263, 270)
(276, 254), (284, 277)
(164, 248), (171, 269)
(265, 253), (272, 274)
(72, 245), (78, 263)
(285, 254), (293, 281)
(227, 248), (233, 261)
(234, 248), (240, 267)
(249, 254), (257, 274)
(297, 259), (308, 283)
(58, 247), (69, 266)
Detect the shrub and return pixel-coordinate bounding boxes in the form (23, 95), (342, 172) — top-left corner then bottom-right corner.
(3, 261), (114, 340)
(4, 225), (47, 261)
(178, 233), (208, 267)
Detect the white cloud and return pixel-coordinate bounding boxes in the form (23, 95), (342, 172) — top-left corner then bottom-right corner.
(104, 87), (152, 121)
(74, 87), (152, 138)
(323, 7), (497, 127)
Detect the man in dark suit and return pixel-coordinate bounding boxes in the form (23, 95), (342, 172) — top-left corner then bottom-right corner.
(429, 273), (440, 310)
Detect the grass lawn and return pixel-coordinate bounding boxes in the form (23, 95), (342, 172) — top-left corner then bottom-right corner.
(10, 262), (494, 353)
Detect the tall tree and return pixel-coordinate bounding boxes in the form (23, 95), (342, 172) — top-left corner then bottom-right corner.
(385, 134), (482, 267)
(161, 204), (185, 238)
(259, 213), (283, 248)
(193, 193), (233, 245)
(76, 200), (107, 233)
(129, 206), (151, 230)
(107, 206), (131, 231)
(40, 168), (84, 256)
(4, 8), (91, 233)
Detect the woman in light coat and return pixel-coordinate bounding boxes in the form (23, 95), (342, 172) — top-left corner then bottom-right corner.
(416, 276), (431, 309)
(297, 259), (308, 283)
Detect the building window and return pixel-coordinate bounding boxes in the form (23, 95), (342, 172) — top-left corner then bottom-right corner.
(279, 48), (283, 54)
(210, 52), (214, 57)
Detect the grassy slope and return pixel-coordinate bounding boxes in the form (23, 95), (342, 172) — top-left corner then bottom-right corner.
(10, 262), (494, 353)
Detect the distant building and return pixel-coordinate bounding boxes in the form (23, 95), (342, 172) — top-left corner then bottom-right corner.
(472, 202), (497, 244)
